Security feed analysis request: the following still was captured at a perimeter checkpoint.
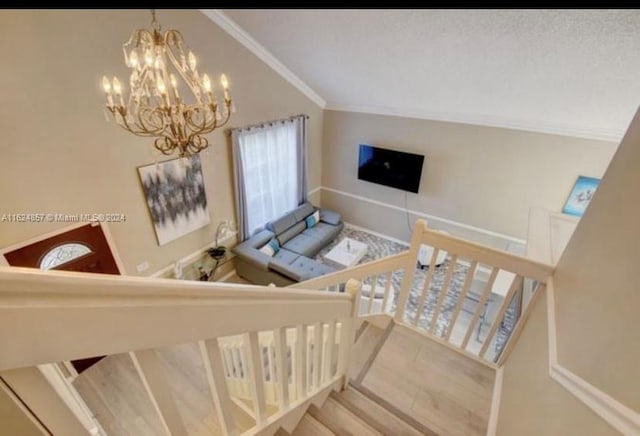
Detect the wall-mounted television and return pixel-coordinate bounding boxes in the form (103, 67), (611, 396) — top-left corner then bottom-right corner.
(357, 144), (425, 193)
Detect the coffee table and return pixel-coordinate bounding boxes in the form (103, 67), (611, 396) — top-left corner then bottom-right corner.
(323, 237), (368, 269)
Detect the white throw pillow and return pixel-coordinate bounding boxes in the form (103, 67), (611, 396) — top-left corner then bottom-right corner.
(259, 242), (275, 257)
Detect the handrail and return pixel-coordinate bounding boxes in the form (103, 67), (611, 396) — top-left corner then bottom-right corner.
(0, 266), (352, 372)
(419, 227), (554, 282)
(0, 266), (351, 301)
(292, 219), (555, 369)
(0, 265), (361, 436)
(296, 251), (410, 289)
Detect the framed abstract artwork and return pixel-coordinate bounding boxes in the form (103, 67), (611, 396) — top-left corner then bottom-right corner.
(562, 176), (601, 217)
(138, 155), (210, 245)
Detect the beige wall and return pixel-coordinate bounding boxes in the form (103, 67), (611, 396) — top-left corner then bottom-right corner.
(0, 9), (323, 275)
(322, 110), (617, 243)
(552, 108), (640, 411)
(0, 379), (45, 436)
(496, 289), (617, 435)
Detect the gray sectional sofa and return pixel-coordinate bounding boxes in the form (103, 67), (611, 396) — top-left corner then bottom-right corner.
(232, 202), (343, 286)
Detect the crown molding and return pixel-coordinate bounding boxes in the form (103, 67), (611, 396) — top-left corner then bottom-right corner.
(326, 103), (624, 143)
(200, 9), (326, 109)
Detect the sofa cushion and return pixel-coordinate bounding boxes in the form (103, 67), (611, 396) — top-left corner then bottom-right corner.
(292, 202), (316, 222)
(267, 211), (298, 235)
(319, 209), (342, 226)
(302, 222), (340, 242)
(287, 256), (335, 279)
(283, 233), (325, 257)
(273, 248), (299, 265)
(277, 221), (306, 245)
(269, 258), (311, 282)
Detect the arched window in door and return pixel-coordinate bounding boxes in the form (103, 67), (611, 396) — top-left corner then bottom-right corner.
(39, 243), (92, 270)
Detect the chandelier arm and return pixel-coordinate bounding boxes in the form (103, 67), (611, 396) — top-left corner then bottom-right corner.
(137, 107), (168, 133)
(183, 106), (216, 133)
(112, 107), (166, 137)
(163, 30), (205, 105)
(199, 103), (232, 133)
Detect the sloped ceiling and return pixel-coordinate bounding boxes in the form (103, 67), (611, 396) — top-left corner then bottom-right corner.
(209, 9), (640, 141)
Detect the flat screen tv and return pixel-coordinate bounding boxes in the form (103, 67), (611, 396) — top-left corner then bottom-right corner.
(357, 144), (424, 193)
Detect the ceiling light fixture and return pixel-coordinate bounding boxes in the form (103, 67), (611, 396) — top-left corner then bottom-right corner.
(101, 10), (234, 157)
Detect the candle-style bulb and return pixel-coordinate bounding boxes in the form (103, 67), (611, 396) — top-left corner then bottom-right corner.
(129, 51), (139, 68)
(220, 74), (229, 89)
(202, 74), (211, 92)
(144, 50), (153, 66)
(102, 76), (111, 93)
(157, 77), (167, 95)
(112, 77), (122, 95)
(170, 74), (178, 89)
(188, 51), (197, 71)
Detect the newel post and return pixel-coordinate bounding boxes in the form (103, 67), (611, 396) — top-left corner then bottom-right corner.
(337, 279), (361, 389)
(394, 219), (428, 323)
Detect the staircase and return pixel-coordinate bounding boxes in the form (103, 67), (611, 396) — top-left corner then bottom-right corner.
(280, 384), (428, 436)
(0, 219), (553, 435)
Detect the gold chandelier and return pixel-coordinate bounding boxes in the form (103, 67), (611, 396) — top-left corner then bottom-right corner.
(101, 10), (234, 157)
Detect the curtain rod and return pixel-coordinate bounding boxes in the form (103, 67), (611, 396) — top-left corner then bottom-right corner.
(226, 114), (309, 135)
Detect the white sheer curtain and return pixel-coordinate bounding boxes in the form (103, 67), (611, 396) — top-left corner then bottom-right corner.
(232, 117), (307, 239)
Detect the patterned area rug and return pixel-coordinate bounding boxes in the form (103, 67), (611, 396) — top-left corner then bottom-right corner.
(314, 225), (515, 357)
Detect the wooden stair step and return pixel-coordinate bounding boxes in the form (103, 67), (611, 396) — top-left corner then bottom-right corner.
(348, 321), (392, 382)
(285, 414), (336, 435)
(330, 385), (429, 436)
(307, 396), (382, 436)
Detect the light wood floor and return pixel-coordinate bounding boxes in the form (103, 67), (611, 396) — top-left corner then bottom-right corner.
(73, 343), (255, 436)
(356, 322), (495, 435)
(74, 320), (495, 436)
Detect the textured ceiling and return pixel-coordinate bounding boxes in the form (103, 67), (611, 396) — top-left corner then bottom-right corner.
(220, 9), (640, 141)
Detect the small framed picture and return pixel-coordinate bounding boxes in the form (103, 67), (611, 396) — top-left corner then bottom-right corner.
(562, 176), (601, 217)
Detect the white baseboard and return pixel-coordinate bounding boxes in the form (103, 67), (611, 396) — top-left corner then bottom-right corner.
(344, 222), (410, 247)
(321, 186), (526, 248)
(150, 232), (237, 278)
(218, 269), (237, 283)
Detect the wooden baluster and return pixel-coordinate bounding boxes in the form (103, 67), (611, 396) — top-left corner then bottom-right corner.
(243, 332), (267, 423)
(444, 260), (478, 341)
(337, 279), (361, 389)
(429, 254), (459, 336)
(479, 275), (524, 359)
(367, 274), (379, 314)
(199, 339), (238, 436)
(381, 271), (393, 314)
(222, 344), (239, 395)
(461, 267), (499, 350)
(268, 342), (276, 384)
(495, 282), (544, 366)
(273, 327), (289, 410)
(236, 343), (250, 397)
(394, 220), (427, 322)
(312, 322), (324, 389)
(130, 349), (188, 436)
(323, 320), (336, 382)
(295, 325), (307, 400)
(413, 248), (440, 326)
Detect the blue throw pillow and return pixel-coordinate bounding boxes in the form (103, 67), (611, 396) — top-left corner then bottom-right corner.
(268, 238), (280, 254)
(305, 210), (319, 229)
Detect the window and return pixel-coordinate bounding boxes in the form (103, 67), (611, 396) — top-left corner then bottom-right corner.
(39, 243), (92, 270)
(233, 116), (307, 239)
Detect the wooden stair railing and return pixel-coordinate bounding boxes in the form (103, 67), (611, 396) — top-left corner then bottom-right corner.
(0, 266), (361, 436)
(298, 219), (554, 368)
